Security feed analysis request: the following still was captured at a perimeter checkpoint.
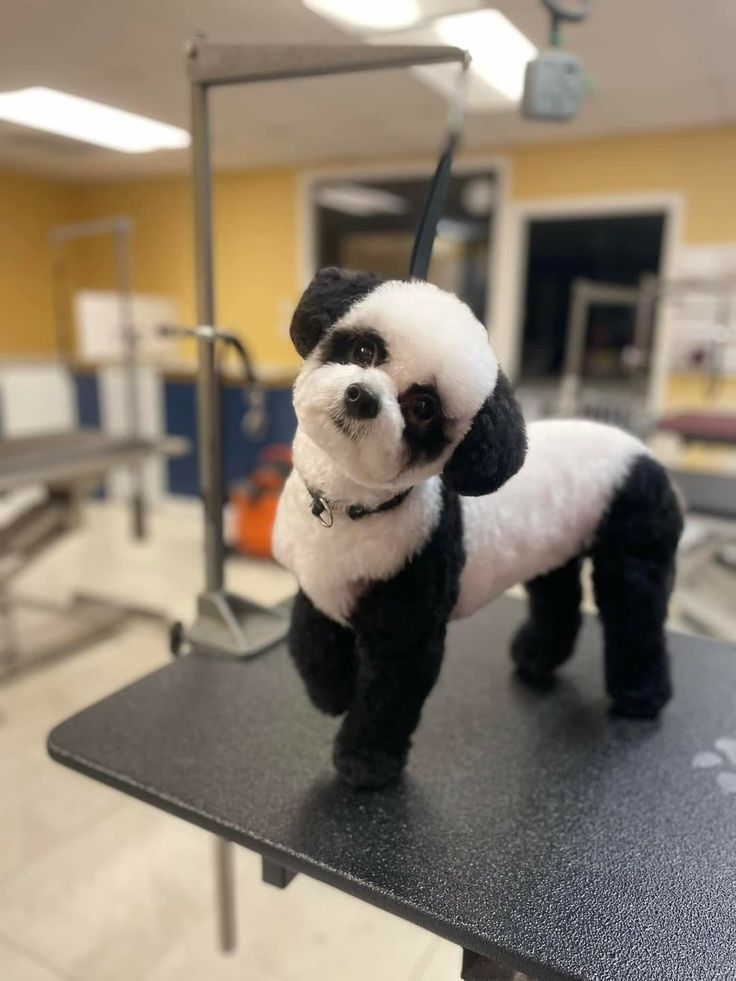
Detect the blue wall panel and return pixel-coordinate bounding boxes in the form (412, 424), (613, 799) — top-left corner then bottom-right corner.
(164, 379), (296, 497)
(73, 371), (105, 497)
(164, 380), (200, 496)
(73, 372), (101, 429)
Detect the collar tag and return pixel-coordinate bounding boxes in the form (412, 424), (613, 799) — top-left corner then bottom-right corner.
(310, 495), (334, 528)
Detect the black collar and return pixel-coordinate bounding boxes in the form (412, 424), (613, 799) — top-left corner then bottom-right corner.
(305, 484), (412, 528)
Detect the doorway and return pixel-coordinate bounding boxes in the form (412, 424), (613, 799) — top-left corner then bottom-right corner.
(519, 212), (666, 386)
(307, 165), (502, 325)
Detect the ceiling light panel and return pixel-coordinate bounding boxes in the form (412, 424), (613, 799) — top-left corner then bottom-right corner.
(315, 183), (408, 216)
(0, 87), (190, 153)
(434, 9), (538, 102)
(302, 0), (421, 31)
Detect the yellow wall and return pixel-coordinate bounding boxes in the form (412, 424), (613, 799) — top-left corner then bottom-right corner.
(1, 124), (735, 362)
(0, 171), (76, 355)
(73, 168), (300, 367)
(71, 177), (195, 327)
(507, 126), (736, 243)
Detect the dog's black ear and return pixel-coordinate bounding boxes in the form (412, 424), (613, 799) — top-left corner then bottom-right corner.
(290, 267), (384, 358)
(442, 370), (527, 496)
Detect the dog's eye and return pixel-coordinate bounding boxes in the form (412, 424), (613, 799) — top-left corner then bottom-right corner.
(353, 337), (377, 367)
(409, 394), (438, 424)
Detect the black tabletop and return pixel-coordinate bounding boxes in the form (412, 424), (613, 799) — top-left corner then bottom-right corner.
(48, 596), (736, 981)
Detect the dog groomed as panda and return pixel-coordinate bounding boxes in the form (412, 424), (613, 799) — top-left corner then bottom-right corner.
(273, 267), (683, 790)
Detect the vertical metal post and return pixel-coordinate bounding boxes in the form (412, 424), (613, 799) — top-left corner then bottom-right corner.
(214, 837), (237, 954)
(191, 72), (235, 953)
(560, 277), (588, 414)
(50, 240), (73, 372)
(115, 223), (146, 539)
(633, 273), (655, 358)
(191, 78), (224, 594)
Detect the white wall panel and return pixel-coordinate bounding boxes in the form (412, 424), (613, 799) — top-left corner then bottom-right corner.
(0, 362), (76, 437)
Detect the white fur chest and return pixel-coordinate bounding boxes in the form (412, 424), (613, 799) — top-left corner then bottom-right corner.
(273, 472), (443, 624)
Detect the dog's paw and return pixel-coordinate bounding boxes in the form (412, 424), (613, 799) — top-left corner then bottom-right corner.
(307, 685), (353, 717)
(510, 625), (556, 691)
(333, 745), (405, 790)
(609, 680), (672, 720)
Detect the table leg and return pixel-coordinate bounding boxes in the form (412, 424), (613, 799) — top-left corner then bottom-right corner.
(262, 857), (297, 889)
(461, 948), (537, 980)
(215, 837), (237, 953)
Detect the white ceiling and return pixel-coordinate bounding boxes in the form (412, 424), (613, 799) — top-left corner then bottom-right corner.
(1, 0), (735, 180)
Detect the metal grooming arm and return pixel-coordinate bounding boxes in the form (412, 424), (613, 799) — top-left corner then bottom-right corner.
(183, 40), (469, 664)
(559, 277), (657, 415)
(50, 216), (147, 539)
(183, 40), (469, 956)
(560, 274), (736, 417)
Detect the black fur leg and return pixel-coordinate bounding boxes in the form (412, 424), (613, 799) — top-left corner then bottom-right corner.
(334, 487), (464, 789)
(333, 630), (446, 790)
(592, 456), (683, 719)
(288, 590), (357, 716)
(511, 555), (583, 689)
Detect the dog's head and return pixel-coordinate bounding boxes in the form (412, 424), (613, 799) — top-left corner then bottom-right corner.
(290, 267), (527, 494)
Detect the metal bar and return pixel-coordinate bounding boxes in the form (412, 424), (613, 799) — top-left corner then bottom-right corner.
(561, 277), (653, 414)
(0, 584), (19, 674)
(186, 37), (466, 597)
(0, 435), (186, 494)
(633, 273), (658, 355)
(214, 837), (237, 954)
(114, 226), (147, 539)
(657, 277), (736, 296)
(576, 282), (643, 306)
(50, 239), (74, 370)
(187, 41), (467, 87)
(49, 216), (132, 242)
(559, 276), (589, 412)
(191, 81), (224, 593)
(49, 213), (146, 538)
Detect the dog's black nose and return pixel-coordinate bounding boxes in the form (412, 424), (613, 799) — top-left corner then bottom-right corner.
(344, 383), (380, 420)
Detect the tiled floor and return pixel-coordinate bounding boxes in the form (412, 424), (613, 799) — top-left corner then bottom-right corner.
(1, 502), (461, 981)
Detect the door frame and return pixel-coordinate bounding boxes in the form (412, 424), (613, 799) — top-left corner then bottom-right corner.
(498, 192), (684, 412)
(298, 154), (510, 339)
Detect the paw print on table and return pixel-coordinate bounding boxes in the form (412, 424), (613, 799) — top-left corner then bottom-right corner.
(692, 737), (736, 794)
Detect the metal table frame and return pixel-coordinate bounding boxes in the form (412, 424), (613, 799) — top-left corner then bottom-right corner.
(50, 216), (147, 539)
(0, 433), (184, 678)
(559, 273), (736, 418)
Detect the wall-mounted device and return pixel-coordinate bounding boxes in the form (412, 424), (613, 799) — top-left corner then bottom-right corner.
(523, 0), (591, 121)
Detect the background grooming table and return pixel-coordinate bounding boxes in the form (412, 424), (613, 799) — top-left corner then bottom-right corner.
(48, 596), (736, 981)
(0, 431), (184, 494)
(0, 431), (187, 676)
(658, 410), (736, 446)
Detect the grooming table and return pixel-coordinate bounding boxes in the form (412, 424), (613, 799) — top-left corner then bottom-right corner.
(0, 431), (186, 676)
(48, 596), (736, 981)
(0, 430), (182, 493)
(658, 412), (736, 518)
(658, 410), (736, 446)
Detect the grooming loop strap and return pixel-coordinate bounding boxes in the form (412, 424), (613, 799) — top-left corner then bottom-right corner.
(409, 55), (470, 281)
